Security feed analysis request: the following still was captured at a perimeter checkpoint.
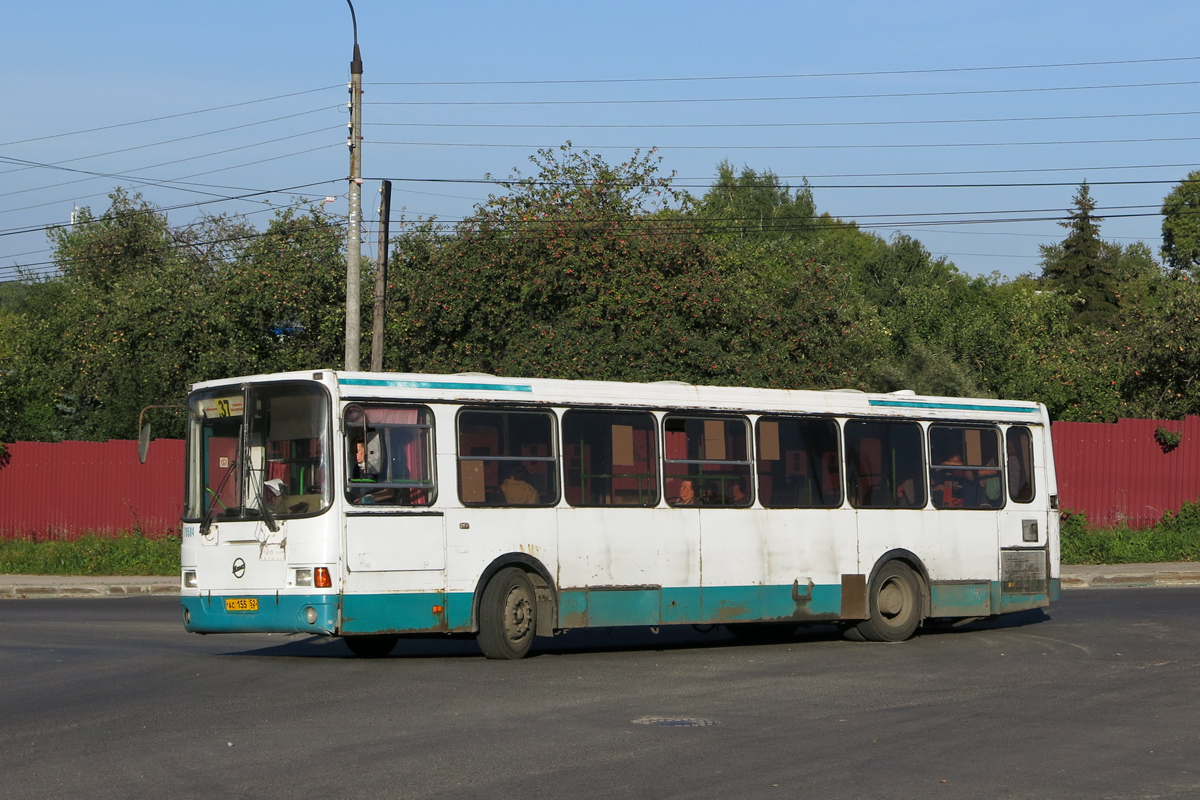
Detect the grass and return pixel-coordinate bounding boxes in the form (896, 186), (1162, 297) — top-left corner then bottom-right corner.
(0, 532), (180, 576)
(1060, 499), (1200, 565)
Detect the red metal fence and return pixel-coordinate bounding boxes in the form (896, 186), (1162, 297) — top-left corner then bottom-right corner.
(2, 418), (1199, 537)
(1051, 416), (1200, 528)
(0, 440), (184, 540)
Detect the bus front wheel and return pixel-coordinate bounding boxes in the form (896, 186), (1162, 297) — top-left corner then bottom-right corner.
(478, 567), (538, 660)
(849, 561), (923, 643)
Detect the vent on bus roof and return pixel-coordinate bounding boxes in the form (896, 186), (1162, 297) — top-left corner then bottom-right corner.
(652, 380), (692, 386)
(453, 372), (495, 378)
(823, 388), (865, 393)
(890, 389), (917, 396)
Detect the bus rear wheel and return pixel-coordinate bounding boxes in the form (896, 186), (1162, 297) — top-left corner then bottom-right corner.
(478, 567), (537, 660)
(343, 634), (400, 658)
(850, 561), (923, 642)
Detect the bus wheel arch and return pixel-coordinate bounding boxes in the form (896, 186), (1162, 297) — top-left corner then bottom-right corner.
(848, 551), (928, 642)
(473, 554), (558, 638)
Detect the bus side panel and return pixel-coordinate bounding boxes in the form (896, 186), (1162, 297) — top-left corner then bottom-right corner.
(340, 570), (447, 634)
(699, 508), (851, 623)
(557, 507), (700, 627)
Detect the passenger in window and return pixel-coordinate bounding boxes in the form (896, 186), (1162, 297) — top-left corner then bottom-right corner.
(348, 435), (393, 504)
(935, 454), (966, 507)
(896, 478), (919, 507)
(978, 458), (1003, 505)
(351, 437), (374, 480)
(701, 481), (722, 506)
(501, 464), (540, 505)
(674, 479), (697, 506)
(726, 479), (749, 506)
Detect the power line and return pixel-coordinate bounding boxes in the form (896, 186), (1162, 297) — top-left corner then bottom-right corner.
(367, 109), (1200, 131)
(368, 172), (1194, 191)
(0, 86), (343, 148)
(0, 106), (343, 179)
(372, 135), (1200, 152)
(367, 55), (1200, 86)
(366, 79), (1200, 107)
(0, 129), (341, 204)
(0, 180), (342, 239)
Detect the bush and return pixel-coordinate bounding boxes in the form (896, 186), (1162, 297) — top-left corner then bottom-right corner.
(0, 532), (180, 576)
(1060, 501), (1200, 565)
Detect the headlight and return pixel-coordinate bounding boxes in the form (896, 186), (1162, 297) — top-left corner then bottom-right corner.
(184, 571), (198, 588)
(294, 568), (313, 587)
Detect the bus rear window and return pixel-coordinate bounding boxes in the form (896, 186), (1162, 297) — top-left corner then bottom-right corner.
(1007, 426), (1036, 503)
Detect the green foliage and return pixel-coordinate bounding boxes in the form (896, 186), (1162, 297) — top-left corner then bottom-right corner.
(1060, 504), (1200, 565)
(690, 161), (816, 243)
(3, 150), (1200, 441)
(0, 192), (346, 442)
(1039, 182), (1119, 327)
(1120, 274), (1200, 418)
(1161, 170), (1200, 276)
(0, 533), (180, 576)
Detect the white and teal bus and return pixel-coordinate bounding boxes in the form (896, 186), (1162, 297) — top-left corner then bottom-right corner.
(179, 370), (1060, 659)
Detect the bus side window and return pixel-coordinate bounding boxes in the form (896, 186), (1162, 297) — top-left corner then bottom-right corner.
(928, 425), (1003, 510)
(845, 420), (925, 509)
(756, 416), (841, 508)
(344, 404), (437, 506)
(1006, 426), (1036, 503)
(457, 409), (559, 507)
(563, 410), (659, 507)
(663, 415), (753, 507)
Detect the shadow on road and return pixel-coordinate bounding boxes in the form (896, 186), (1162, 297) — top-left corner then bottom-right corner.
(221, 608), (1051, 660)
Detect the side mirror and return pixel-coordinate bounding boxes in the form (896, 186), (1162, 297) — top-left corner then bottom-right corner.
(138, 422), (151, 464)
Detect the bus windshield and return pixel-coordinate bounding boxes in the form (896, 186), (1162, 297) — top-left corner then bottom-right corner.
(184, 382), (331, 522)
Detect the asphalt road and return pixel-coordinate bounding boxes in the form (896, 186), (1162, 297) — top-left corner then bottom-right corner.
(1, 590), (1197, 800)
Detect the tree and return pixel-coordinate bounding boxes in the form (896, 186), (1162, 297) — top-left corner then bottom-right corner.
(0, 191), (349, 442)
(1161, 170), (1200, 276)
(1039, 182), (1119, 327)
(390, 146), (741, 383)
(691, 161), (816, 243)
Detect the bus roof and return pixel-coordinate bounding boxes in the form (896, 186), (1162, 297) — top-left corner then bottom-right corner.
(191, 370), (1048, 424)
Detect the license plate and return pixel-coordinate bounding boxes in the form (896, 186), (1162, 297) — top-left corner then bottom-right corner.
(225, 597), (259, 612)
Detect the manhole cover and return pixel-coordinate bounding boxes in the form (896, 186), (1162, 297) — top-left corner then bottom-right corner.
(631, 716), (719, 727)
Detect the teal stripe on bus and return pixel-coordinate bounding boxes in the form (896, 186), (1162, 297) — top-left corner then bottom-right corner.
(868, 399), (1038, 413)
(338, 378), (533, 393)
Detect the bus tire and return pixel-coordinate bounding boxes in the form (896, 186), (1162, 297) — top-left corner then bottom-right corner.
(343, 634), (400, 658)
(477, 567), (537, 660)
(851, 561), (923, 643)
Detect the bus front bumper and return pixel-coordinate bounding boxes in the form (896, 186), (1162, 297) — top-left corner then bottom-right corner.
(181, 593), (338, 635)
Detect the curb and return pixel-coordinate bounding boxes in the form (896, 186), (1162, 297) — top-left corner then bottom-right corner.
(0, 579), (178, 599)
(1060, 569), (1200, 590)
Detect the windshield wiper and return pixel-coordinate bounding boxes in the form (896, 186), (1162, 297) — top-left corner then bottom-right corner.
(200, 458), (237, 536)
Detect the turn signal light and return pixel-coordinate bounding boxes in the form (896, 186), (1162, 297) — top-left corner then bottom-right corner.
(314, 567), (332, 588)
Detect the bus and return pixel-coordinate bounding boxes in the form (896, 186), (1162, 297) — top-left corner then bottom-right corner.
(178, 370), (1060, 659)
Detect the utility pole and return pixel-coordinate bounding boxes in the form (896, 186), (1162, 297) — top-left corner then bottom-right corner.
(344, 0), (364, 371)
(371, 180), (392, 371)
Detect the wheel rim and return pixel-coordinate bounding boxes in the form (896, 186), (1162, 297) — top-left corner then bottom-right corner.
(877, 577), (911, 622)
(504, 585), (534, 643)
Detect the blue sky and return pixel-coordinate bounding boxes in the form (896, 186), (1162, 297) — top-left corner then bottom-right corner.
(2, 1), (1198, 282)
